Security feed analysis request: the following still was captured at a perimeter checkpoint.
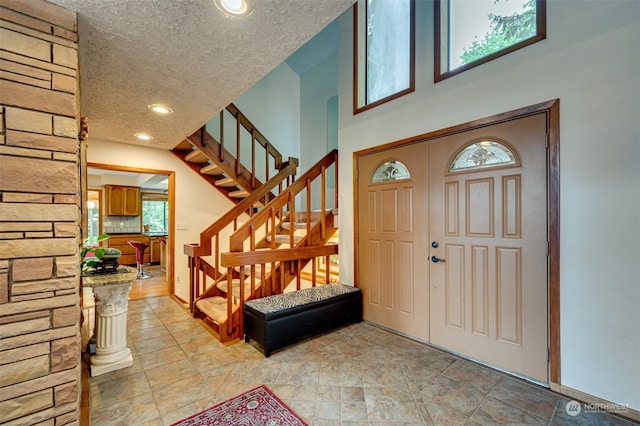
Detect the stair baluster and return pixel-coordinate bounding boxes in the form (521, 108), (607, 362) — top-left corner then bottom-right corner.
(176, 102), (339, 343)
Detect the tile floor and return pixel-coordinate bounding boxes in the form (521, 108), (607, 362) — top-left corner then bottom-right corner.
(83, 295), (637, 425)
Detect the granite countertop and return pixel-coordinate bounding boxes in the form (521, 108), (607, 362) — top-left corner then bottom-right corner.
(82, 266), (137, 287)
(106, 232), (168, 237)
(142, 231), (168, 237)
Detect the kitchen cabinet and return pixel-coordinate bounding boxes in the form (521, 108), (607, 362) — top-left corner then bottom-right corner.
(159, 237), (167, 271)
(150, 237), (161, 264)
(105, 185), (140, 216)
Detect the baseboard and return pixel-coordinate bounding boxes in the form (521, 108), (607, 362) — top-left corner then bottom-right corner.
(172, 293), (188, 306)
(559, 385), (639, 423)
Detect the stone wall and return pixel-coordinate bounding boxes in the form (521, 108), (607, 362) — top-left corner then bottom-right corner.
(0, 0), (81, 424)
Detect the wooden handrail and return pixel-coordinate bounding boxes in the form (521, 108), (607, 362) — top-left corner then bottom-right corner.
(186, 127), (260, 191)
(220, 150), (338, 337)
(184, 160), (297, 257)
(187, 103), (292, 196)
(221, 244), (338, 267)
(226, 103), (283, 167)
(229, 149), (338, 252)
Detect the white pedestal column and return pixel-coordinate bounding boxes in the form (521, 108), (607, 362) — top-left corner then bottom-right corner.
(82, 266), (136, 377)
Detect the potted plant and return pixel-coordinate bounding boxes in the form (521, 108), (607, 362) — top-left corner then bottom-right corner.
(81, 234), (115, 274)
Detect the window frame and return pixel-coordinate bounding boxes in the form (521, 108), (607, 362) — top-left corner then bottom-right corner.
(353, 0), (416, 115)
(85, 189), (102, 245)
(434, 0), (546, 83)
(141, 193), (169, 233)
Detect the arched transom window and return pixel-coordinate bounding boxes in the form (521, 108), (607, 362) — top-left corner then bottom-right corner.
(371, 160), (411, 183)
(449, 140), (518, 172)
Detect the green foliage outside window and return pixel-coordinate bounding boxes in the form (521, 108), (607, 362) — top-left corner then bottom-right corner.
(142, 200), (168, 232)
(461, 0), (537, 65)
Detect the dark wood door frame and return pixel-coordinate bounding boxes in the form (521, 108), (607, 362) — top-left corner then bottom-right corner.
(87, 162), (177, 295)
(353, 99), (560, 387)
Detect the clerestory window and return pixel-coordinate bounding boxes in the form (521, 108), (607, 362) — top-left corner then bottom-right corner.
(354, 0), (415, 114)
(435, 0), (546, 82)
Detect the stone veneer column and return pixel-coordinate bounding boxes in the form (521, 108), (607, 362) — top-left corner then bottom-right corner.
(0, 1), (82, 424)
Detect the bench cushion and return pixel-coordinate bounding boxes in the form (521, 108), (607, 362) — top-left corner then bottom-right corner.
(243, 283), (362, 356)
(244, 284), (360, 320)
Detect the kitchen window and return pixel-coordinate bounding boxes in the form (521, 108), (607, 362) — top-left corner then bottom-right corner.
(141, 193), (168, 233)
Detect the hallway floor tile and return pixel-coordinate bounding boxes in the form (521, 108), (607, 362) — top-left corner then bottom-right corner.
(84, 296), (637, 426)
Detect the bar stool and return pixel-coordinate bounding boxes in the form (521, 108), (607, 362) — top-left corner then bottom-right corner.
(128, 240), (152, 279)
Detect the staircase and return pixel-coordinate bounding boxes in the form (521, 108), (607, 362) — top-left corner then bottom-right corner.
(172, 103), (297, 211)
(178, 103), (339, 343)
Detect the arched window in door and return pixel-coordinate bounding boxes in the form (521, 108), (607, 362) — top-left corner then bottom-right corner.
(371, 160), (411, 183)
(449, 140), (519, 172)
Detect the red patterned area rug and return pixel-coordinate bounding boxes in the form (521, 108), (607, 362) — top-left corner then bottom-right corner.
(170, 385), (308, 426)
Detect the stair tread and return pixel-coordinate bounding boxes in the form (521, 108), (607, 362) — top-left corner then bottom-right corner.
(200, 163), (223, 175)
(229, 189), (250, 198)
(215, 177), (239, 187)
(216, 278), (260, 300)
(238, 264), (272, 275)
(185, 150), (208, 163)
(267, 234), (304, 244)
(293, 209), (335, 221)
(281, 221), (316, 230)
(196, 296), (228, 323)
(174, 140), (193, 150)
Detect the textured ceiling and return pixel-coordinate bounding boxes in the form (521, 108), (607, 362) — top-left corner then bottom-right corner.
(48, 0), (353, 150)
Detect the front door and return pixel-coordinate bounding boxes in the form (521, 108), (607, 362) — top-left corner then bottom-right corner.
(356, 112), (548, 383)
(357, 143), (430, 341)
(428, 113), (548, 383)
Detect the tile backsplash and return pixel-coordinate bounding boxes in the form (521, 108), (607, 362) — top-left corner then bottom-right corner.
(104, 216), (141, 234)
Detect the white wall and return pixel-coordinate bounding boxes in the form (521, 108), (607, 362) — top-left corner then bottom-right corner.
(234, 62), (301, 162)
(86, 138), (235, 302)
(300, 52), (339, 210)
(336, 1), (639, 410)
(300, 52), (338, 171)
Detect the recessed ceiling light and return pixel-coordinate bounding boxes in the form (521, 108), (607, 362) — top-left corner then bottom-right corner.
(215, 0), (253, 16)
(148, 104), (173, 115)
(135, 133), (153, 141)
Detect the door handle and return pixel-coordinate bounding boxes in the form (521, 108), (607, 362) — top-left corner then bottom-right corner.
(431, 255), (445, 263)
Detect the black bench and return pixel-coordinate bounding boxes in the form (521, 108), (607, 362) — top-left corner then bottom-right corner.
(243, 284), (362, 357)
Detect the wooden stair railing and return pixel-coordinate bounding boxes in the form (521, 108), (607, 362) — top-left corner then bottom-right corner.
(188, 256), (221, 307)
(184, 163), (298, 313)
(219, 244), (339, 340)
(230, 149), (339, 253)
(201, 149), (339, 339)
(172, 103), (294, 208)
